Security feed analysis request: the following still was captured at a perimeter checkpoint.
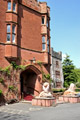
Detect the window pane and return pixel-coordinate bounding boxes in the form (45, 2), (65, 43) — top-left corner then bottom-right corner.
(42, 17), (45, 24)
(42, 36), (45, 43)
(13, 3), (16, 12)
(47, 39), (49, 45)
(7, 25), (11, 33)
(7, 34), (10, 42)
(8, 2), (11, 11)
(47, 20), (48, 27)
(12, 34), (15, 43)
(42, 44), (45, 50)
(12, 25), (15, 33)
(47, 46), (49, 53)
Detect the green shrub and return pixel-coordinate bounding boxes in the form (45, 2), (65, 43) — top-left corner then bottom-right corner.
(52, 88), (66, 93)
(76, 82), (80, 88)
(0, 90), (2, 96)
(75, 88), (80, 92)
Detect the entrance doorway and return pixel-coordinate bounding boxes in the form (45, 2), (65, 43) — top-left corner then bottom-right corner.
(20, 65), (42, 100)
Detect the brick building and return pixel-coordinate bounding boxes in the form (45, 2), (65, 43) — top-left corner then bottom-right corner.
(50, 48), (64, 88)
(0, 0), (51, 99)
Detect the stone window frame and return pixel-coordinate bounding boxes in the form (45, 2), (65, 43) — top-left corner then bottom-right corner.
(6, 23), (16, 44)
(7, 0), (17, 13)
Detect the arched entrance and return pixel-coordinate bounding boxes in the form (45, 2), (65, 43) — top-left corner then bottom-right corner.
(20, 65), (42, 100)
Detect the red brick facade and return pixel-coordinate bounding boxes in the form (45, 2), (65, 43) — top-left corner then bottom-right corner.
(0, 0), (51, 100)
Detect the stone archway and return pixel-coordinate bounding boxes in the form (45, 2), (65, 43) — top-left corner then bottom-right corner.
(20, 65), (42, 100)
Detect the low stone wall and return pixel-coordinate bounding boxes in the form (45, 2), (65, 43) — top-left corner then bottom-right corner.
(59, 96), (80, 103)
(32, 97), (56, 107)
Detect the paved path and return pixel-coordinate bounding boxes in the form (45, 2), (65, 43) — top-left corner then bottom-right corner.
(0, 102), (80, 120)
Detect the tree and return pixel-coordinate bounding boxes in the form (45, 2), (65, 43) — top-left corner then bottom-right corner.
(63, 54), (77, 88)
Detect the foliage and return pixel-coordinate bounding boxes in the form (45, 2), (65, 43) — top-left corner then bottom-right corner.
(0, 77), (4, 84)
(0, 66), (10, 75)
(3, 66), (11, 75)
(76, 82), (80, 88)
(43, 73), (53, 83)
(11, 61), (26, 71)
(11, 61), (19, 69)
(52, 88), (66, 93)
(37, 61), (42, 67)
(8, 86), (14, 91)
(8, 85), (18, 93)
(73, 69), (80, 82)
(0, 90), (2, 96)
(75, 88), (80, 92)
(63, 54), (77, 88)
(18, 65), (26, 70)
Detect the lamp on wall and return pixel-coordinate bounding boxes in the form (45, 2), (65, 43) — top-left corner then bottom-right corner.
(33, 57), (36, 63)
(29, 57), (36, 64)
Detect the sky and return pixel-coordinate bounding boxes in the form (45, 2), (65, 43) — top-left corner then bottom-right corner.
(40, 0), (80, 68)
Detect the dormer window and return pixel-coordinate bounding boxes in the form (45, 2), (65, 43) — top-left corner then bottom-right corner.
(8, 2), (11, 11)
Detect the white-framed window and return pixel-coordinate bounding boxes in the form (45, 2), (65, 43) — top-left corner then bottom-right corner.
(42, 36), (46, 51)
(7, 25), (11, 42)
(42, 16), (45, 24)
(13, 3), (16, 12)
(12, 25), (16, 43)
(8, 2), (11, 11)
(47, 39), (49, 53)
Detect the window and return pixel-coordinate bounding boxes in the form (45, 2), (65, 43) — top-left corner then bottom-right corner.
(42, 36), (46, 51)
(47, 20), (49, 27)
(12, 25), (16, 43)
(55, 71), (60, 79)
(47, 39), (49, 53)
(7, 25), (11, 42)
(8, 2), (11, 11)
(42, 16), (45, 24)
(13, 3), (16, 12)
(56, 61), (59, 68)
